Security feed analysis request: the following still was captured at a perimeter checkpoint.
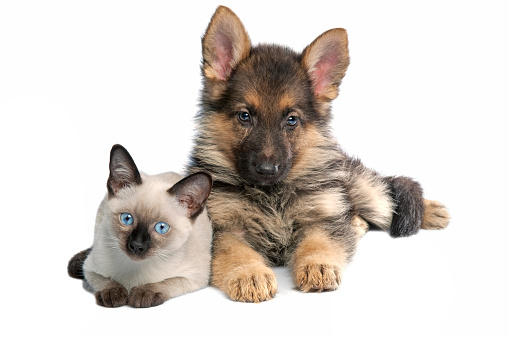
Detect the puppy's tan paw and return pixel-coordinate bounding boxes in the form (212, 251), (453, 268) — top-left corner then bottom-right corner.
(422, 199), (450, 230)
(225, 266), (277, 303)
(352, 214), (369, 237)
(295, 263), (341, 292)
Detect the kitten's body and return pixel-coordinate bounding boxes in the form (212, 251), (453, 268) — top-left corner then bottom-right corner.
(85, 172), (211, 291)
(82, 145), (212, 308)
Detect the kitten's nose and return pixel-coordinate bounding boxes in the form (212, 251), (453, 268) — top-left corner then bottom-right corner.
(127, 228), (150, 257)
(255, 162), (279, 175)
(128, 240), (148, 255)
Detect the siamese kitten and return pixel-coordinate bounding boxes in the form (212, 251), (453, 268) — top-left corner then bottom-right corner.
(82, 144), (212, 308)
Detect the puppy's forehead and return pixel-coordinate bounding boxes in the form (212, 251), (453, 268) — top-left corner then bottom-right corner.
(242, 90), (298, 113)
(233, 45), (310, 111)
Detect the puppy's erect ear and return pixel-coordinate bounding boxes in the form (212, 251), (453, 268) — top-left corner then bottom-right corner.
(202, 6), (251, 81)
(302, 28), (350, 101)
(107, 144), (142, 197)
(168, 172), (212, 219)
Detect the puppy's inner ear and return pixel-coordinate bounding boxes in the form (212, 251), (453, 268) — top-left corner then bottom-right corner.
(202, 6), (251, 81)
(302, 28), (350, 101)
(107, 144), (142, 196)
(168, 173), (212, 219)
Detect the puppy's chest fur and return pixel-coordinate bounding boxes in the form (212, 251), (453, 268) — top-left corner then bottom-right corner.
(208, 180), (351, 265)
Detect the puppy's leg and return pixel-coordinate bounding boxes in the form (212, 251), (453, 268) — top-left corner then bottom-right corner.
(211, 233), (277, 302)
(344, 157), (450, 237)
(290, 229), (352, 292)
(344, 158), (395, 233)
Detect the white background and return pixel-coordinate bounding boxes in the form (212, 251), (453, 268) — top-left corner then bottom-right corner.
(1, 1), (508, 337)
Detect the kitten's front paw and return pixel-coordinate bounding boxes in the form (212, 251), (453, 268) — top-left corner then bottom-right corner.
(225, 266), (277, 303)
(128, 286), (165, 308)
(294, 263), (341, 292)
(95, 286), (128, 307)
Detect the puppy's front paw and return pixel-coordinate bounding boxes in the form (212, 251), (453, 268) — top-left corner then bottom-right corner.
(294, 263), (341, 292)
(226, 266), (277, 303)
(422, 199), (450, 230)
(95, 286), (128, 307)
(128, 286), (165, 308)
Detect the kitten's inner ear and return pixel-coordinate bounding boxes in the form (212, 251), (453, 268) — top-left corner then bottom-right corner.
(202, 6), (251, 81)
(107, 144), (142, 197)
(169, 173), (212, 219)
(302, 28), (350, 101)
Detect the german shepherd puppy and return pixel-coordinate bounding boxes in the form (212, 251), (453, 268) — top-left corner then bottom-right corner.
(69, 6), (449, 303)
(187, 6), (449, 302)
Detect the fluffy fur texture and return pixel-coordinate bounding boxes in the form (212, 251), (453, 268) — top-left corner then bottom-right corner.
(73, 145), (212, 308)
(185, 6), (450, 302)
(68, 6), (450, 304)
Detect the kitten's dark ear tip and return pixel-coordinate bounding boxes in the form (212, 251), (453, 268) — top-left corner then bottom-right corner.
(107, 144), (142, 197)
(110, 144), (127, 156)
(169, 172), (213, 219)
(194, 172), (213, 190)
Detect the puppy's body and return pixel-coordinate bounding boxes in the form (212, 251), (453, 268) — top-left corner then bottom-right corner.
(187, 6), (449, 301)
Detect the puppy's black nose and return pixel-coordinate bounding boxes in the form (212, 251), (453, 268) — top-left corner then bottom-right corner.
(255, 162), (279, 175)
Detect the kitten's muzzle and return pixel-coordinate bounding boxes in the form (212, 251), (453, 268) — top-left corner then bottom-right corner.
(128, 240), (149, 256)
(127, 228), (150, 257)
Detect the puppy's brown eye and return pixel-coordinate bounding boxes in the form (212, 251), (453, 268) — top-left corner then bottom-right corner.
(238, 111), (251, 123)
(286, 116), (299, 127)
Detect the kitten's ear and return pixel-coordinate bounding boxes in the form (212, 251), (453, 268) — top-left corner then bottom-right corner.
(169, 173), (212, 219)
(107, 144), (142, 197)
(202, 6), (251, 81)
(302, 28), (350, 101)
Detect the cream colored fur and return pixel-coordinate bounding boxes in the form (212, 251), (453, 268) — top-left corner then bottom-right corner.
(83, 172), (211, 299)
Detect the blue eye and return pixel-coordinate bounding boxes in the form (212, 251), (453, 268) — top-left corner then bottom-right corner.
(155, 222), (170, 234)
(238, 111), (251, 123)
(120, 213), (134, 225)
(287, 116), (299, 127)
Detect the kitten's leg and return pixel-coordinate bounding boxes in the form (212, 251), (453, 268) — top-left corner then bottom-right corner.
(85, 271), (128, 307)
(211, 232), (277, 303)
(128, 277), (206, 308)
(290, 228), (355, 292)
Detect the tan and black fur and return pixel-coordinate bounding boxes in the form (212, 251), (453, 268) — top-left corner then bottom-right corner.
(186, 6), (449, 302)
(69, 6), (449, 303)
